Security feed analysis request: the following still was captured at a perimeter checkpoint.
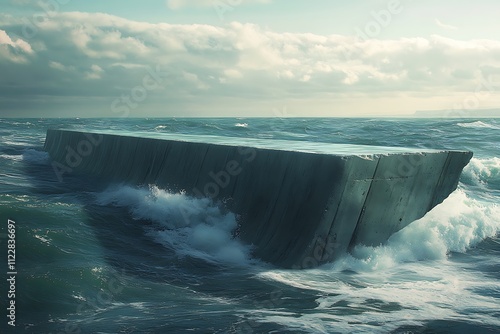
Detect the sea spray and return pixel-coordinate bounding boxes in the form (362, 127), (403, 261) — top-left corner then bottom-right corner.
(329, 189), (500, 272)
(96, 184), (254, 265)
(462, 157), (500, 188)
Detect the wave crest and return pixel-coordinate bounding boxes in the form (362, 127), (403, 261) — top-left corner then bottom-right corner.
(330, 189), (499, 272)
(457, 121), (499, 129)
(96, 185), (253, 266)
(461, 157), (500, 188)
(22, 149), (50, 164)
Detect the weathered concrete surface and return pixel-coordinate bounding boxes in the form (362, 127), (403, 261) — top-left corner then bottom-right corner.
(44, 129), (473, 268)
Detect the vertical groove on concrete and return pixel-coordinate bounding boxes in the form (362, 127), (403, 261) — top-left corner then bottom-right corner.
(347, 156), (381, 249)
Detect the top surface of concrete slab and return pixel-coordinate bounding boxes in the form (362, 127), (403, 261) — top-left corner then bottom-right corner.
(58, 129), (467, 156)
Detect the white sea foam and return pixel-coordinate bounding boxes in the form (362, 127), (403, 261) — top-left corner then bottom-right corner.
(96, 185), (253, 266)
(2, 141), (31, 147)
(235, 123), (248, 128)
(0, 154), (22, 161)
(457, 121), (499, 129)
(329, 189), (499, 272)
(34, 234), (51, 244)
(22, 149), (50, 164)
(0, 149), (49, 163)
(256, 190), (500, 333)
(258, 264), (500, 333)
(462, 157), (500, 187)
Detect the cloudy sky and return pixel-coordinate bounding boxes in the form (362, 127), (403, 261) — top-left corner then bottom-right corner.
(1, 0), (500, 117)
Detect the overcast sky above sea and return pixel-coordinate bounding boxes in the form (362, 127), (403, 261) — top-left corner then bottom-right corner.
(1, 0), (499, 117)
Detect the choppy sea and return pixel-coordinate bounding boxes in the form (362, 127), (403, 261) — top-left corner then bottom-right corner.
(0, 118), (499, 334)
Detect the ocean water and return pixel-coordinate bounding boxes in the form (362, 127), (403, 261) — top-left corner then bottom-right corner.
(0, 117), (499, 334)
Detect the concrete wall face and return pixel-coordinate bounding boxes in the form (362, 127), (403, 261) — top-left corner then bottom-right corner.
(44, 130), (473, 268)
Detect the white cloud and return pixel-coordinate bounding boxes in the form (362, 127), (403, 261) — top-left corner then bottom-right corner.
(224, 68), (243, 79)
(0, 29), (13, 44)
(0, 29), (33, 53)
(183, 71), (209, 89)
(435, 19), (458, 31)
(0, 29), (33, 63)
(49, 61), (67, 70)
(0, 12), (500, 116)
(85, 64), (104, 80)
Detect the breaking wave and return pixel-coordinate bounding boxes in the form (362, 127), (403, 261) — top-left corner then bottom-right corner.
(330, 189), (499, 272)
(461, 157), (500, 188)
(96, 185), (254, 266)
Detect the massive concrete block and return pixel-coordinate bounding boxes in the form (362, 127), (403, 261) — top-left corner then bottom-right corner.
(44, 129), (473, 268)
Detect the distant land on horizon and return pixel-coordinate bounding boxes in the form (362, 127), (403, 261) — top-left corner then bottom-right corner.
(412, 108), (500, 118)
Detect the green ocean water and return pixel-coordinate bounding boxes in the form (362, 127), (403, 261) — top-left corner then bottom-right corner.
(0, 118), (499, 333)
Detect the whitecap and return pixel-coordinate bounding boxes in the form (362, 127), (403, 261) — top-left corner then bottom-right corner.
(34, 234), (51, 244)
(22, 149), (50, 164)
(96, 185), (253, 266)
(329, 189), (499, 272)
(2, 141), (31, 147)
(461, 157), (500, 187)
(457, 121), (499, 129)
(0, 154), (23, 161)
